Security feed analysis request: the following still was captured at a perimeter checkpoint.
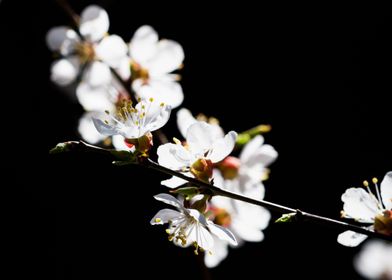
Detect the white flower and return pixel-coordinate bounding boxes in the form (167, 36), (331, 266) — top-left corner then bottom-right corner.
(354, 240), (392, 280)
(338, 172), (392, 247)
(46, 5), (130, 110)
(204, 170), (271, 267)
(157, 122), (237, 188)
(129, 25), (184, 108)
(150, 193), (237, 254)
(93, 98), (171, 140)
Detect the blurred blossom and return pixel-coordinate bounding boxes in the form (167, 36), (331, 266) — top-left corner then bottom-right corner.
(338, 172), (392, 247)
(151, 193), (237, 254)
(354, 240), (392, 279)
(46, 5), (130, 108)
(129, 25), (184, 108)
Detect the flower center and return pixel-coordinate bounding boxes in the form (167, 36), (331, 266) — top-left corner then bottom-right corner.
(131, 62), (149, 82)
(75, 42), (95, 63)
(374, 210), (392, 236)
(190, 158), (213, 182)
(210, 207), (232, 227)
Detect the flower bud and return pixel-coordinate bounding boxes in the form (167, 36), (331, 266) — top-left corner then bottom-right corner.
(191, 158), (213, 182)
(125, 132), (153, 156)
(218, 156), (241, 180)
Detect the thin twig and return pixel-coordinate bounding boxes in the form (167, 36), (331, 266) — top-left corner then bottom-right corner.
(50, 141), (392, 242)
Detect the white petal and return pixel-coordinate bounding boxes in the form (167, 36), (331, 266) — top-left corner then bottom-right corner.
(208, 223), (237, 246)
(212, 169), (225, 189)
(161, 176), (189, 189)
(150, 209), (182, 225)
(157, 143), (191, 170)
(231, 219), (265, 242)
(147, 39), (184, 75)
(79, 5), (109, 42)
(50, 57), (80, 86)
(83, 61), (111, 87)
(186, 122), (221, 156)
(153, 193), (184, 210)
(76, 82), (115, 111)
(243, 144), (278, 168)
(92, 118), (119, 136)
(204, 237), (229, 268)
(143, 103), (172, 133)
(381, 171), (392, 210)
(234, 200), (271, 230)
(113, 57), (131, 81)
(95, 35), (129, 67)
(46, 26), (80, 55)
(112, 135), (134, 152)
(354, 240), (392, 279)
(78, 112), (106, 144)
(133, 78), (184, 109)
(177, 108), (197, 139)
(209, 131), (237, 163)
(186, 223), (214, 252)
(240, 135), (264, 162)
(337, 230), (368, 247)
(342, 188), (379, 223)
(129, 25), (158, 64)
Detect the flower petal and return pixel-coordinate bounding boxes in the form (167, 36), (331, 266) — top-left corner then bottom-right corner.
(133, 78), (184, 109)
(209, 131), (238, 163)
(231, 219), (265, 242)
(150, 209), (182, 225)
(95, 35), (129, 68)
(177, 108), (197, 139)
(129, 25), (158, 64)
(204, 237), (229, 268)
(147, 39), (184, 75)
(50, 57), (80, 86)
(381, 171), (392, 210)
(337, 230), (368, 247)
(157, 143), (191, 170)
(161, 176), (189, 189)
(186, 122), (221, 156)
(153, 193), (184, 210)
(240, 135), (264, 163)
(143, 103), (172, 133)
(208, 222), (237, 246)
(76, 82), (116, 111)
(243, 144), (278, 168)
(78, 112), (107, 144)
(342, 188), (379, 223)
(83, 61), (111, 87)
(79, 5), (109, 42)
(92, 118), (119, 136)
(46, 26), (80, 55)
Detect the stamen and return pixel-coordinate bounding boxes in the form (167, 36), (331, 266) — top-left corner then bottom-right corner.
(149, 97), (154, 102)
(372, 177), (384, 209)
(104, 110), (110, 115)
(173, 137), (182, 145)
(154, 218), (161, 223)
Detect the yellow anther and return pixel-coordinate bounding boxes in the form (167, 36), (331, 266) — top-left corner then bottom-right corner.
(168, 235), (174, 242)
(363, 180), (369, 187)
(137, 97), (141, 102)
(165, 229), (171, 234)
(149, 97), (154, 102)
(372, 177), (378, 184)
(142, 105), (145, 110)
(173, 137), (182, 145)
(194, 249), (199, 255)
(104, 110), (110, 115)
(154, 218), (161, 223)
(160, 102), (165, 107)
(208, 251), (213, 255)
(104, 120), (109, 125)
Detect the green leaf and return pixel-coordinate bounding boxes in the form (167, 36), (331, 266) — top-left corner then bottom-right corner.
(275, 213), (296, 223)
(236, 125), (271, 147)
(49, 142), (72, 154)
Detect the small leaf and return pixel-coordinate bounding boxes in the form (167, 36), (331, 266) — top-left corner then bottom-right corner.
(49, 142), (73, 154)
(275, 213), (296, 223)
(170, 186), (200, 200)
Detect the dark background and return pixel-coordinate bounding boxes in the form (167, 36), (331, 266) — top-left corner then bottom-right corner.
(2, 0), (391, 279)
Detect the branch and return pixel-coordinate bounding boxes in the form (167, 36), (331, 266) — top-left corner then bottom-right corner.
(50, 141), (392, 242)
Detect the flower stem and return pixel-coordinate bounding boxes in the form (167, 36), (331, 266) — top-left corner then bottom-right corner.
(51, 141), (392, 242)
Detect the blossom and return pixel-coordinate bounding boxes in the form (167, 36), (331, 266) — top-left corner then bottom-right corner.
(157, 122), (237, 187)
(204, 170), (271, 267)
(354, 240), (392, 279)
(338, 172), (392, 247)
(129, 25), (184, 108)
(150, 193), (237, 254)
(92, 99), (171, 152)
(46, 5), (130, 110)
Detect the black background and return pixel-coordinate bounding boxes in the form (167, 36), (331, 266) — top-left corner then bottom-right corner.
(2, 0), (391, 279)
